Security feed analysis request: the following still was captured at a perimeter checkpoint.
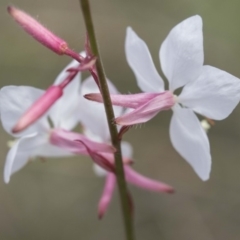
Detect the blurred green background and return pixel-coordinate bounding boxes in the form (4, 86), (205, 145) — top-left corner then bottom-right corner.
(1, 0), (240, 239)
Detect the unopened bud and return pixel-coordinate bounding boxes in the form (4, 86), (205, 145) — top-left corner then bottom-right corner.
(12, 86), (63, 133)
(8, 6), (69, 55)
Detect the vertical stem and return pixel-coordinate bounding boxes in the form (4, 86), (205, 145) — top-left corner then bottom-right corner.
(79, 1), (135, 240)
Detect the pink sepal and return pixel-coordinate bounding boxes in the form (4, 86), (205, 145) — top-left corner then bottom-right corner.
(12, 86), (63, 133)
(8, 6), (68, 55)
(66, 56), (97, 73)
(50, 129), (116, 154)
(78, 140), (115, 173)
(124, 166), (174, 193)
(84, 92), (160, 109)
(115, 91), (175, 125)
(98, 173), (116, 219)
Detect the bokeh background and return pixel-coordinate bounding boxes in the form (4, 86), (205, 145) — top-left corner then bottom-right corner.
(1, 0), (240, 239)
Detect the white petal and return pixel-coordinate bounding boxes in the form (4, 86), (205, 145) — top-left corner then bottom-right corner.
(79, 77), (123, 142)
(50, 57), (82, 130)
(125, 27), (165, 93)
(4, 132), (73, 183)
(121, 141), (133, 159)
(4, 133), (38, 183)
(170, 105), (211, 181)
(160, 16), (204, 91)
(0, 86), (49, 137)
(179, 65), (240, 120)
(34, 135), (74, 157)
(93, 164), (107, 177)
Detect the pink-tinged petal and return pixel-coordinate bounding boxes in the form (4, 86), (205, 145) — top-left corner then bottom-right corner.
(0, 86), (49, 137)
(170, 105), (211, 181)
(160, 16), (203, 91)
(179, 65), (240, 120)
(115, 91), (175, 125)
(125, 27), (164, 92)
(124, 166), (174, 193)
(12, 86), (63, 133)
(49, 57), (82, 130)
(50, 129), (116, 155)
(78, 140), (115, 173)
(98, 173), (116, 219)
(84, 92), (160, 109)
(79, 77), (123, 142)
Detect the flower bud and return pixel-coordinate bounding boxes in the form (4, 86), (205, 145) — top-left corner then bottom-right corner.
(12, 86), (63, 133)
(8, 6), (68, 55)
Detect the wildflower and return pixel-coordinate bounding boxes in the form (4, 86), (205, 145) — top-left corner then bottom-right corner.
(79, 77), (173, 218)
(0, 59), (113, 183)
(85, 16), (240, 180)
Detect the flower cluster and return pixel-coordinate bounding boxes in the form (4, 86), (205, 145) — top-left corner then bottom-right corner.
(2, 6), (240, 218)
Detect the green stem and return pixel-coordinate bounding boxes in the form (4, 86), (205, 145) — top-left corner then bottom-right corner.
(79, 1), (135, 240)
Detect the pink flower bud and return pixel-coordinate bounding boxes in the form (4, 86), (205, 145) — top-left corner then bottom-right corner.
(8, 6), (69, 55)
(12, 86), (63, 133)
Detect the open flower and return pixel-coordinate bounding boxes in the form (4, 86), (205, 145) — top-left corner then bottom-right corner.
(79, 77), (173, 218)
(0, 59), (113, 183)
(85, 16), (240, 181)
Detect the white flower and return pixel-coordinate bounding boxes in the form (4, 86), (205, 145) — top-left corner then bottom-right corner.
(0, 59), (81, 183)
(82, 16), (240, 181)
(123, 15), (240, 180)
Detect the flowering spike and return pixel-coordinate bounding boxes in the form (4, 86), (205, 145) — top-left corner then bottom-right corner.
(12, 86), (63, 133)
(7, 6), (82, 60)
(98, 173), (116, 219)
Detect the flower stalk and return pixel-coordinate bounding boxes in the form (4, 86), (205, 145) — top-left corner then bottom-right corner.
(79, 0), (135, 239)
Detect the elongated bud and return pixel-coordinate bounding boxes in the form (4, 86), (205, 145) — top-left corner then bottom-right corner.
(12, 86), (63, 133)
(7, 6), (74, 56)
